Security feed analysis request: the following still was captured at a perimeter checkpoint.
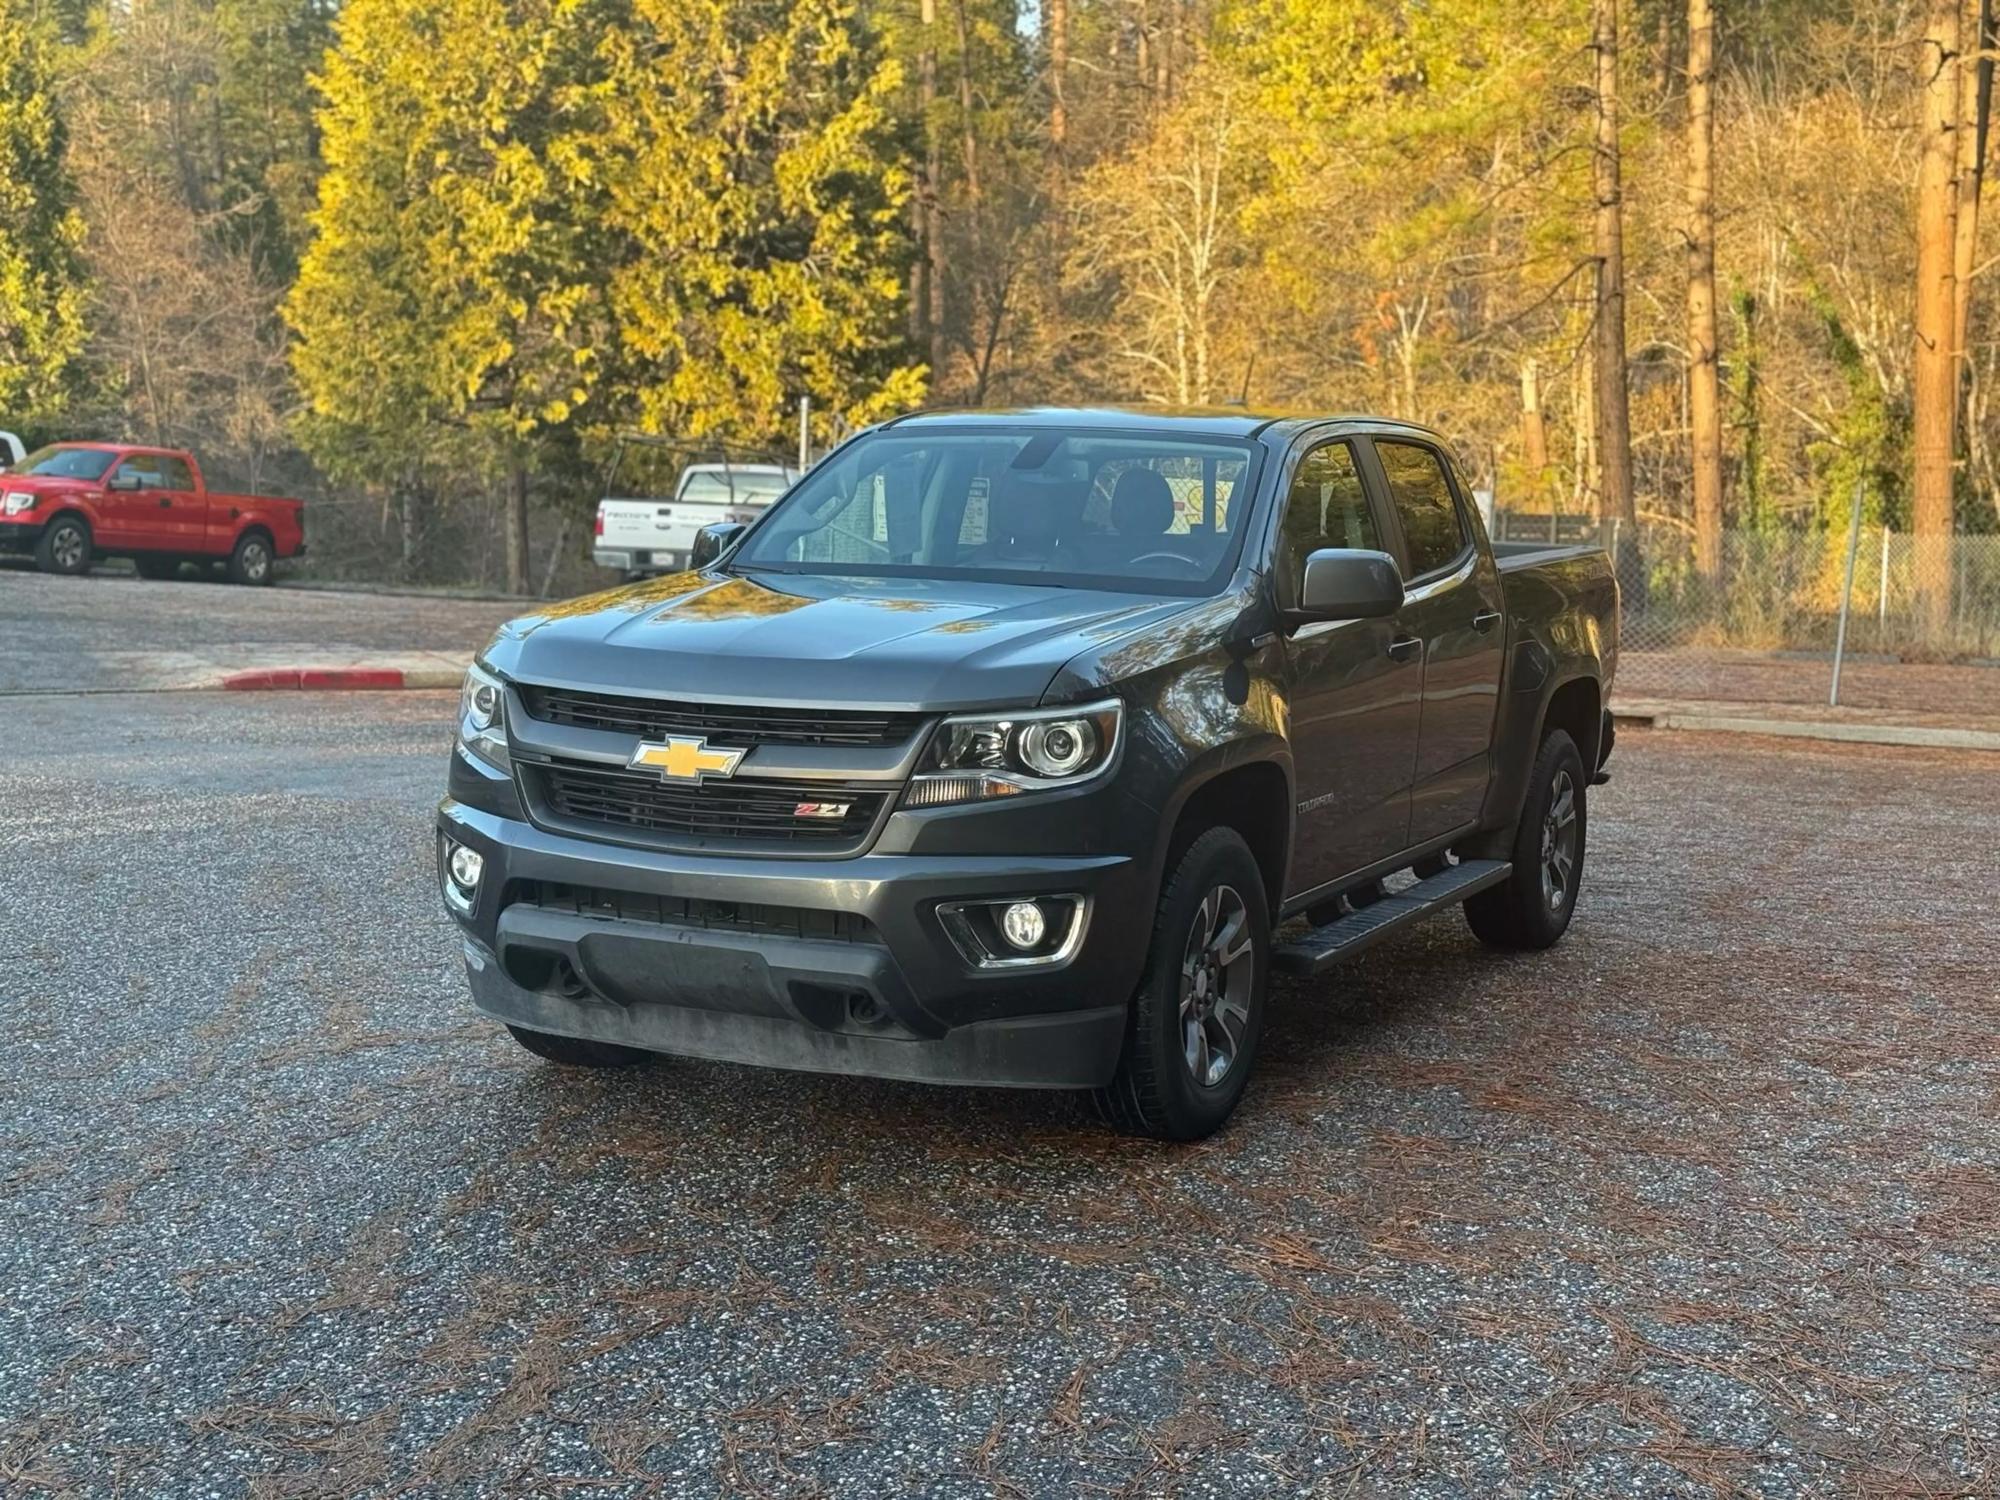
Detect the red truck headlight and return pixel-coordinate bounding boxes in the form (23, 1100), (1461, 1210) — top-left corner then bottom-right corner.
(2, 492), (38, 515)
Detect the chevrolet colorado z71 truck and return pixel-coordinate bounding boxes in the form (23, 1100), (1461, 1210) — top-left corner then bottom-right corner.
(0, 442), (305, 584)
(438, 409), (1617, 1139)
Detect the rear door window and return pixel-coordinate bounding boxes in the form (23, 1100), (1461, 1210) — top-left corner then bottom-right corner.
(159, 456), (194, 490)
(1375, 441), (1470, 578)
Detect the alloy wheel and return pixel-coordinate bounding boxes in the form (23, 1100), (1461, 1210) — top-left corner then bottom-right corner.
(53, 525), (85, 570)
(1180, 883), (1254, 1089)
(1540, 768), (1578, 912)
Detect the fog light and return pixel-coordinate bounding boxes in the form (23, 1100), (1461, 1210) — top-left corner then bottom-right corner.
(1000, 901), (1046, 950)
(448, 844), (484, 890)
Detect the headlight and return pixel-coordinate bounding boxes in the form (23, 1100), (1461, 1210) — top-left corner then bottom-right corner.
(2, 492), (36, 515)
(457, 663), (509, 769)
(904, 700), (1122, 808)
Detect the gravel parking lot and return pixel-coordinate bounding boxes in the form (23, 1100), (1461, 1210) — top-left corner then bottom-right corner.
(1, 684), (1994, 1497)
(0, 569), (518, 693)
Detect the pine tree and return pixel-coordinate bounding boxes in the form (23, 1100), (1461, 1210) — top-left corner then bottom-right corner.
(0, 0), (90, 425)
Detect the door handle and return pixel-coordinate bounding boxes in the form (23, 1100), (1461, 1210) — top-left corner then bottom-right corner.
(1387, 635), (1423, 662)
(158, 497), (172, 508)
(1472, 609), (1502, 633)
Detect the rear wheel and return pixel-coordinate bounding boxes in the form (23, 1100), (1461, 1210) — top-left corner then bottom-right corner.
(505, 1024), (654, 1068)
(1095, 826), (1269, 1141)
(35, 514), (92, 576)
(1465, 729), (1587, 950)
(227, 530), (274, 586)
(134, 555), (182, 581)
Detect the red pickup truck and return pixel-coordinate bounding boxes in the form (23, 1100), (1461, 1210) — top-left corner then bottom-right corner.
(0, 442), (305, 585)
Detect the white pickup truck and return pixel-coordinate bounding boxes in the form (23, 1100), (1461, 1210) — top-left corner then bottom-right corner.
(593, 462), (799, 577)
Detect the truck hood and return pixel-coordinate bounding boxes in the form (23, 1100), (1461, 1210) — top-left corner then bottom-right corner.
(484, 568), (1203, 710)
(0, 474), (93, 498)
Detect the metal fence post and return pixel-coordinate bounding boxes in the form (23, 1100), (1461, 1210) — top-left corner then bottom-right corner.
(798, 396), (810, 471)
(1829, 480), (1864, 708)
(1878, 525), (1890, 628)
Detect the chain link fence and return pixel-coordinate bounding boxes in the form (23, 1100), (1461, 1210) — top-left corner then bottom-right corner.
(1491, 509), (2000, 726)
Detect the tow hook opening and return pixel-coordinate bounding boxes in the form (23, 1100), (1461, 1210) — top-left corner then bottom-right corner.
(501, 948), (592, 1001)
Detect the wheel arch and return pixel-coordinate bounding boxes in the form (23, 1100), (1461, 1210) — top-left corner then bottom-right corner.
(1470, 658), (1605, 860)
(1154, 749), (1293, 911)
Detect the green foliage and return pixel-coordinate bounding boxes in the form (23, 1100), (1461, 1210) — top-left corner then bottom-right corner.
(1727, 285), (1772, 534)
(0, 0), (90, 423)
(288, 0), (922, 490)
(1798, 265), (1907, 533)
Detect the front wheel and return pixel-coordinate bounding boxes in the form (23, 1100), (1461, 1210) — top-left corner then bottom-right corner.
(1095, 826), (1269, 1141)
(505, 1024), (654, 1068)
(36, 514), (92, 576)
(1464, 728), (1587, 950)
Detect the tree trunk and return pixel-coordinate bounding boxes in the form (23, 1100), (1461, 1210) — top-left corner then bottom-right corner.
(1953, 0), (1994, 397)
(1914, 0), (1963, 637)
(1520, 357), (1550, 500)
(1686, 0), (1724, 587)
(919, 0), (947, 382)
(1592, 0), (1643, 604)
(1047, 0), (1068, 157)
(505, 464), (531, 595)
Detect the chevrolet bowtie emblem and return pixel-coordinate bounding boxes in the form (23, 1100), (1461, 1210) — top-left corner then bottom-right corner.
(628, 735), (745, 784)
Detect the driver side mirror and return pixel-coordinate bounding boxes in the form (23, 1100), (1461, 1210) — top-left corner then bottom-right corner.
(1293, 548), (1404, 623)
(107, 471), (143, 492)
(690, 521), (747, 569)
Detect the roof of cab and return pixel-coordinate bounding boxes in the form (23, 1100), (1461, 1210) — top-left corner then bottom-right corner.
(879, 405), (1444, 442)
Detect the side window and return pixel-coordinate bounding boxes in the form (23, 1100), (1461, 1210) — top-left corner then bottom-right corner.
(1277, 441), (1377, 595)
(114, 457), (162, 489)
(1376, 440), (1469, 577)
(160, 457), (194, 489)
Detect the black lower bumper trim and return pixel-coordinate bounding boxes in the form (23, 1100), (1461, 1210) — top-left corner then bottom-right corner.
(0, 523), (44, 556)
(465, 940), (1126, 1089)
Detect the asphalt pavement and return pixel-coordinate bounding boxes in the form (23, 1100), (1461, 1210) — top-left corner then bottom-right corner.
(1, 675), (1994, 1496)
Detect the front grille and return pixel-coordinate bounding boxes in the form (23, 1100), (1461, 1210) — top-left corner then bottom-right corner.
(517, 684), (923, 750)
(532, 758), (885, 849)
(511, 880), (879, 943)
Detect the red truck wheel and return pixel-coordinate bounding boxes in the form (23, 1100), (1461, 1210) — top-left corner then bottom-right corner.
(227, 531), (274, 586)
(36, 515), (93, 577)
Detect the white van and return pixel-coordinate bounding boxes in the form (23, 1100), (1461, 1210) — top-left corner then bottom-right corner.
(594, 462), (799, 576)
(0, 433), (24, 469)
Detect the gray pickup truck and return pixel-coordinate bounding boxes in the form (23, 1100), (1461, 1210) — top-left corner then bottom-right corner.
(438, 409), (1618, 1138)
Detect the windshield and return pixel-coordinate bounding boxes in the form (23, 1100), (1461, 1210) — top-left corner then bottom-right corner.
(16, 446), (116, 481)
(730, 427), (1262, 594)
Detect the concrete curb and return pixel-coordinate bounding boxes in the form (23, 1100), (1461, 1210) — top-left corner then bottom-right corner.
(218, 666), (462, 691)
(1613, 704), (2000, 753)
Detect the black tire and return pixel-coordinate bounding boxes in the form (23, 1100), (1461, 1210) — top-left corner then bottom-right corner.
(505, 1024), (654, 1068)
(1095, 826), (1270, 1141)
(227, 530), (275, 586)
(134, 555), (182, 581)
(35, 513), (92, 576)
(1465, 729), (1587, 951)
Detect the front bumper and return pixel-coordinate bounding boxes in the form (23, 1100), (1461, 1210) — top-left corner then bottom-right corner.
(437, 794), (1149, 1089)
(594, 546), (682, 574)
(0, 518), (44, 556)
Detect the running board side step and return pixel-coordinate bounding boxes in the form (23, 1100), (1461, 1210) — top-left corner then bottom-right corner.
(1271, 859), (1512, 976)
